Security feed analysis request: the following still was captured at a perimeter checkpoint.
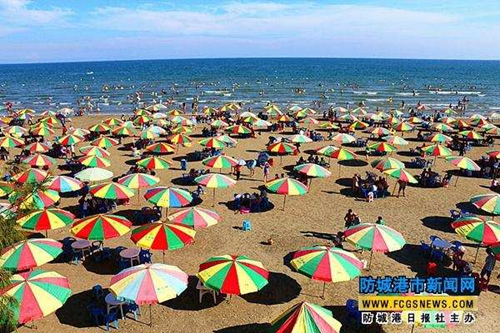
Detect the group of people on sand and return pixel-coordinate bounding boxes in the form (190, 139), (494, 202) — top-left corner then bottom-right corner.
(351, 173), (390, 201)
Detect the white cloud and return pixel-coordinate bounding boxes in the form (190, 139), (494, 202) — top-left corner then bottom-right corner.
(0, 0), (72, 27)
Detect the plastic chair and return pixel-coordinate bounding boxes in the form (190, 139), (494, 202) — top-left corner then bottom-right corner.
(104, 309), (119, 331)
(346, 299), (361, 329)
(87, 303), (106, 325)
(70, 249), (83, 265)
(124, 302), (141, 321)
(427, 261), (437, 276)
(242, 220), (251, 231)
(197, 280), (217, 304)
(139, 250), (152, 264)
(420, 241), (431, 254)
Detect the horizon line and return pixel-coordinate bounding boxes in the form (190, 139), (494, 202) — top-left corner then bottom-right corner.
(1, 56), (500, 66)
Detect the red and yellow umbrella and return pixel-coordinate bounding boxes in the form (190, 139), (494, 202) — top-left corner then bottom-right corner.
(90, 182), (135, 200)
(202, 155), (239, 169)
(0, 238), (63, 272)
(79, 155), (111, 168)
(168, 207), (221, 229)
(266, 177), (308, 210)
(136, 156), (172, 170)
(13, 168), (48, 184)
(270, 302), (342, 333)
(16, 209), (74, 233)
(22, 154), (56, 168)
(92, 136), (119, 148)
(71, 214), (132, 240)
(145, 142), (176, 154)
(23, 142), (50, 153)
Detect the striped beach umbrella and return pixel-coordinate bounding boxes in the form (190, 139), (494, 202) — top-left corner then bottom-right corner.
(216, 134), (238, 146)
(210, 119), (229, 128)
(118, 173), (160, 189)
(485, 126), (500, 136)
(5, 126), (27, 137)
(89, 123), (110, 133)
(470, 193), (500, 215)
(103, 118), (123, 127)
(344, 223), (406, 269)
(432, 123), (454, 132)
(300, 117), (319, 126)
(13, 168), (48, 184)
(266, 177), (308, 210)
(383, 168), (418, 185)
(170, 116), (192, 126)
(371, 157), (404, 172)
(348, 121), (369, 131)
(74, 167), (113, 182)
(320, 122), (340, 130)
(288, 134), (313, 143)
(264, 104), (282, 116)
(69, 128), (90, 137)
(393, 121), (414, 132)
(145, 142), (175, 154)
(144, 187), (193, 211)
(140, 129), (159, 140)
(92, 136), (119, 148)
(0, 269), (71, 325)
(134, 109), (151, 116)
(456, 119), (471, 129)
(39, 116), (59, 125)
(90, 182), (135, 200)
(136, 156), (172, 170)
(195, 173), (237, 207)
(294, 163), (331, 178)
(0, 183), (14, 197)
(16, 209), (74, 233)
(0, 135), (24, 148)
(446, 156), (480, 171)
(459, 130), (483, 140)
(168, 207), (221, 229)
(0, 238), (62, 272)
(367, 142), (397, 153)
(331, 133), (355, 145)
(58, 134), (84, 146)
(428, 133), (452, 143)
(227, 124), (251, 134)
(202, 106), (218, 115)
(316, 145), (339, 156)
(169, 134), (192, 145)
(172, 126), (194, 134)
(199, 137), (225, 149)
(197, 255), (269, 295)
(47, 176), (83, 193)
(452, 217), (500, 262)
(270, 301), (342, 333)
(422, 144), (452, 157)
(371, 127), (391, 137)
(79, 145), (110, 157)
(10, 189), (60, 210)
(131, 223), (196, 261)
(30, 126), (54, 137)
(329, 147), (357, 176)
(23, 142), (50, 153)
(407, 116), (423, 124)
(277, 114), (292, 123)
(78, 155), (111, 168)
(383, 135), (409, 146)
(112, 126), (137, 137)
(202, 155), (239, 169)
(22, 154), (56, 168)
(267, 142), (296, 158)
(71, 214), (132, 240)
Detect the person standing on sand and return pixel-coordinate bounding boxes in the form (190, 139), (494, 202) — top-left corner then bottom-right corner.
(481, 248), (496, 281)
(397, 179), (407, 197)
(263, 162), (271, 182)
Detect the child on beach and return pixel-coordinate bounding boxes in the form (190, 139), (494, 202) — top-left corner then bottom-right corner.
(263, 162), (271, 182)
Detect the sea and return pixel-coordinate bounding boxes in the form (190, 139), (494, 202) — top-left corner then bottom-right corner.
(1, 58), (500, 115)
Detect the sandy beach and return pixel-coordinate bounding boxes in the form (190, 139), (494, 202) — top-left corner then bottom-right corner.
(4, 114), (498, 333)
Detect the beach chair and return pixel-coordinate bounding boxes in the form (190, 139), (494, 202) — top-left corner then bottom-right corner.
(197, 280), (218, 304)
(346, 299), (361, 329)
(139, 250), (153, 264)
(124, 302), (141, 321)
(450, 209), (461, 220)
(87, 303), (106, 325)
(242, 220), (251, 231)
(420, 241), (431, 254)
(104, 309), (119, 331)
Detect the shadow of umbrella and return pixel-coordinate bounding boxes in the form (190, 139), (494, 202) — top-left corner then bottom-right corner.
(214, 323), (271, 332)
(241, 272), (301, 305)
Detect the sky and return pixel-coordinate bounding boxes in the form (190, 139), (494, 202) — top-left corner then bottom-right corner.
(0, 0), (499, 63)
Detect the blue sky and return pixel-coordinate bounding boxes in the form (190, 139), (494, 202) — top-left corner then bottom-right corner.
(0, 0), (499, 63)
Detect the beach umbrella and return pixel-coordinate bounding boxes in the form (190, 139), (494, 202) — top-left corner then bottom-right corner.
(316, 145), (339, 157)
(276, 114), (292, 123)
(58, 134), (84, 146)
(470, 193), (500, 215)
(118, 173), (159, 189)
(442, 117), (457, 125)
(135, 109), (151, 116)
(30, 126), (54, 137)
(267, 142), (296, 164)
(291, 245), (363, 297)
(69, 128), (90, 137)
(0, 183), (14, 197)
(383, 135), (408, 146)
(109, 263), (188, 326)
(294, 163), (331, 178)
(71, 214), (132, 241)
(239, 111), (258, 120)
(16, 209), (74, 235)
(195, 173), (237, 207)
(153, 112), (167, 119)
(216, 134), (238, 146)
(22, 154), (56, 168)
(167, 109), (184, 116)
(145, 142), (176, 154)
(91, 136), (119, 148)
(0, 269), (71, 325)
(136, 156), (172, 170)
(488, 151), (500, 159)
(344, 223), (406, 270)
(112, 125), (137, 137)
(485, 126), (500, 136)
(210, 119), (229, 128)
(40, 116), (59, 125)
(456, 119), (471, 129)
(202, 155), (239, 170)
(270, 301), (342, 333)
(0, 135), (24, 148)
(169, 134), (192, 146)
(407, 116), (423, 124)
(13, 168), (48, 184)
(301, 117), (320, 126)
(320, 122), (340, 130)
(264, 104), (282, 116)
(266, 177), (308, 211)
(339, 114), (358, 122)
(452, 216), (500, 262)
(0, 239), (62, 272)
(140, 129), (159, 140)
(5, 126), (27, 137)
(144, 187), (193, 216)
(23, 142), (50, 153)
(446, 156), (481, 186)
(79, 145), (110, 157)
(393, 121), (414, 132)
(367, 142), (397, 153)
(329, 148), (357, 176)
(252, 119), (272, 128)
(331, 133), (355, 145)
(170, 116), (192, 126)
(348, 121), (369, 131)
(172, 126), (194, 134)
(227, 124), (251, 135)
(10, 189), (60, 210)
(131, 222), (196, 262)
(199, 137), (225, 149)
(103, 118), (123, 127)
(289, 134), (313, 143)
(74, 167), (113, 182)
(147, 104), (167, 112)
(443, 107), (457, 115)
(40, 110), (56, 117)
(89, 123), (110, 133)
(371, 157), (405, 172)
(459, 130), (483, 140)
(197, 255), (269, 296)
(90, 182), (135, 200)
(202, 106), (219, 115)
(422, 144), (452, 158)
(47, 175), (83, 193)
(78, 155), (111, 168)
(351, 107), (367, 116)
(371, 127), (391, 137)
(432, 123), (454, 132)
(383, 168), (418, 192)
(428, 133), (452, 143)
(168, 207), (221, 229)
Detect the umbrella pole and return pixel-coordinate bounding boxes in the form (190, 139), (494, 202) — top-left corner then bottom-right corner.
(338, 164), (341, 177)
(368, 251), (373, 271)
(455, 175), (459, 187)
(45, 230), (48, 238)
(162, 250), (165, 263)
(149, 304), (152, 327)
(321, 282), (326, 299)
(473, 244), (480, 264)
(392, 182), (397, 196)
(282, 195), (287, 211)
(212, 188), (216, 207)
